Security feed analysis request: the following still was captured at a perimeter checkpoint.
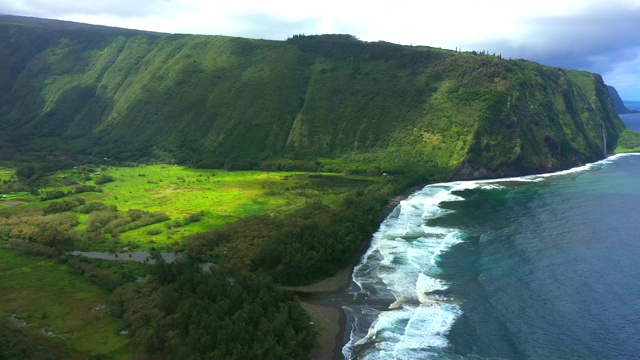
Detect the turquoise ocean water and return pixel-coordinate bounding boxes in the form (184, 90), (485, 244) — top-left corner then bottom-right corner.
(344, 152), (640, 359)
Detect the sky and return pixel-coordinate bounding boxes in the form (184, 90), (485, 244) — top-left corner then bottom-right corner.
(2, 0), (640, 100)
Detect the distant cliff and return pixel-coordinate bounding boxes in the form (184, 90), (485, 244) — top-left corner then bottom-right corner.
(0, 15), (626, 181)
(607, 85), (639, 114)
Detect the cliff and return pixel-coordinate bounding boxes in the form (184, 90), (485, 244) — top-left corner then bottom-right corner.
(607, 85), (639, 114)
(0, 16), (626, 180)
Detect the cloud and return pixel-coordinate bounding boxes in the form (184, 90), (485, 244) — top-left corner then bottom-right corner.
(1, 0), (638, 98)
(602, 48), (640, 99)
(0, 0), (178, 18)
(461, 5), (640, 66)
(227, 13), (322, 40)
(453, 3), (640, 99)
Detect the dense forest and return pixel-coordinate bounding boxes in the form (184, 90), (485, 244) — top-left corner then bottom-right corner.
(0, 14), (629, 360)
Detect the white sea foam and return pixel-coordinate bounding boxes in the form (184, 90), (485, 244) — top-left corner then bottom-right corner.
(399, 304), (462, 348)
(477, 154), (640, 185)
(348, 304), (463, 360)
(347, 155), (639, 359)
(601, 152), (640, 164)
(346, 183), (468, 359)
(416, 273), (448, 304)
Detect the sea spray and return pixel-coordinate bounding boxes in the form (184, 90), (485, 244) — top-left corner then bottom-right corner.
(343, 183), (470, 359)
(344, 154), (640, 359)
(342, 177), (577, 359)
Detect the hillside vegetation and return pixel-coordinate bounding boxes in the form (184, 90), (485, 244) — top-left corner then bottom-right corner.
(0, 248), (131, 359)
(0, 16), (625, 181)
(615, 128), (640, 152)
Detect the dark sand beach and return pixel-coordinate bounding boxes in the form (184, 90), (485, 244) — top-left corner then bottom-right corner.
(288, 266), (352, 360)
(289, 188), (421, 360)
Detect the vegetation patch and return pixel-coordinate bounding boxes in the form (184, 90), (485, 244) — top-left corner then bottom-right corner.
(615, 128), (640, 152)
(0, 164), (382, 252)
(111, 256), (316, 359)
(0, 248), (130, 359)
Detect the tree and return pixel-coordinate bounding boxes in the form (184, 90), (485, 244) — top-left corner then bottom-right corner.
(112, 258), (316, 359)
(15, 164), (36, 179)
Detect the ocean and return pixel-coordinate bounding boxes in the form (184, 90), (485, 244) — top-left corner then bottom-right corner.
(624, 101), (640, 111)
(344, 153), (640, 360)
(621, 101), (640, 131)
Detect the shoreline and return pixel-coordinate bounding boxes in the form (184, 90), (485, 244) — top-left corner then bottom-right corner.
(290, 184), (424, 360)
(294, 156), (636, 359)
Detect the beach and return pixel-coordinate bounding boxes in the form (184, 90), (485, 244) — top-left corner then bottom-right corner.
(289, 266), (352, 360)
(289, 188), (421, 360)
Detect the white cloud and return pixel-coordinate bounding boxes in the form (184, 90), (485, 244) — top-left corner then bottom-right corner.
(2, 0), (637, 44)
(602, 48), (640, 100)
(1, 0), (638, 98)
(1, 0), (174, 18)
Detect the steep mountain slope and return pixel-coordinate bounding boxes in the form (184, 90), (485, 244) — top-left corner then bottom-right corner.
(607, 85), (639, 114)
(0, 16), (625, 180)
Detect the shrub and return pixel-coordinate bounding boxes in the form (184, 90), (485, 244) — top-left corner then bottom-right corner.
(87, 211), (119, 231)
(147, 227), (163, 235)
(43, 200), (77, 214)
(41, 190), (69, 201)
(74, 184), (99, 194)
(8, 240), (61, 257)
(94, 175), (115, 185)
(15, 164), (37, 179)
(78, 202), (116, 214)
(182, 212), (204, 226)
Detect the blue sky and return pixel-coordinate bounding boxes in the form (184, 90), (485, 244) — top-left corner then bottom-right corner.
(2, 0), (639, 100)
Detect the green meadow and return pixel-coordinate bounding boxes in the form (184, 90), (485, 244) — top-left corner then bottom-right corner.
(1, 164), (380, 251)
(615, 128), (640, 153)
(0, 248), (130, 359)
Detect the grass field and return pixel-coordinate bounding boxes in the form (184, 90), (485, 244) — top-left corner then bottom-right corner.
(615, 129), (640, 153)
(0, 248), (131, 359)
(0, 164), (380, 251)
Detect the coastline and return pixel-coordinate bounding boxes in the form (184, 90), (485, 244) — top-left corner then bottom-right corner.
(290, 185), (424, 360)
(295, 155), (640, 359)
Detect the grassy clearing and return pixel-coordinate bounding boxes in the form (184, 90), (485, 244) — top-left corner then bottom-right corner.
(0, 166), (12, 181)
(96, 166), (377, 247)
(0, 248), (130, 359)
(615, 128), (640, 153)
(615, 146), (640, 152)
(1, 164), (380, 250)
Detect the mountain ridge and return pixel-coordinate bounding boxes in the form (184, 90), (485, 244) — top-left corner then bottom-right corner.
(607, 85), (640, 114)
(0, 15), (625, 181)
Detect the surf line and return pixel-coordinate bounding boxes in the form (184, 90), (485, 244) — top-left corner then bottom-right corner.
(343, 154), (637, 359)
(343, 181), (480, 359)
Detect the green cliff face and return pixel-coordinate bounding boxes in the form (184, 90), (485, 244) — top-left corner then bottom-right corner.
(0, 16), (625, 180)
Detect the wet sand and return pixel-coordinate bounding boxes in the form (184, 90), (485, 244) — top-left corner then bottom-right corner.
(287, 267), (353, 294)
(302, 302), (344, 360)
(286, 265), (352, 360)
